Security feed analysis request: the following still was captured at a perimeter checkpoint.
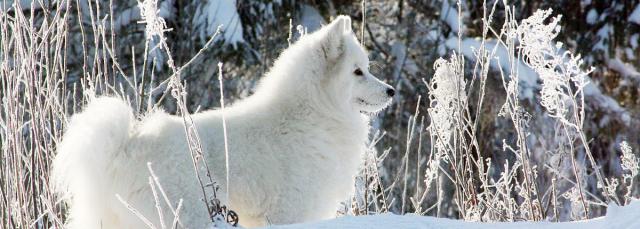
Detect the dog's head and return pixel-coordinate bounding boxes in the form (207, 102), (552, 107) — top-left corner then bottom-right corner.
(310, 16), (395, 113)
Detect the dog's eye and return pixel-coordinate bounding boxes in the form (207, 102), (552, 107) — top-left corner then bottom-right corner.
(353, 68), (363, 76)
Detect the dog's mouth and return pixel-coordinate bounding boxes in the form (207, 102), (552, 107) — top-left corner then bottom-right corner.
(355, 98), (391, 113)
(356, 98), (383, 107)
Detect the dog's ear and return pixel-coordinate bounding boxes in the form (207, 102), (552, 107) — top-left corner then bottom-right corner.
(318, 15), (353, 62)
(332, 15), (352, 34)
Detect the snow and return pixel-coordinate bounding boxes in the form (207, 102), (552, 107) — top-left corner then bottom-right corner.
(629, 5), (640, 25)
(299, 4), (325, 33)
(583, 81), (632, 126)
(0, 0), (48, 12)
(608, 58), (640, 79)
(264, 200), (640, 229)
(158, 0), (176, 23)
(441, 0), (464, 34)
(593, 24), (612, 53)
(113, 7), (141, 32)
(630, 34), (639, 49)
(606, 58), (640, 104)
(586, 9), (598, 25)
(193, 0), (245, 45)
(625, 48), (635, 60)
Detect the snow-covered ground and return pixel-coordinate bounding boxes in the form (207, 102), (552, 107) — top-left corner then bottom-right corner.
(264, 200), (640, 229)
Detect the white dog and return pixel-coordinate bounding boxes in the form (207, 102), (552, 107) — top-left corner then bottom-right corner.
(52, 15), (394, 228)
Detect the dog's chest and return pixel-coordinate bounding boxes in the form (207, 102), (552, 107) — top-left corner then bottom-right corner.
(287, 122), (365, 184)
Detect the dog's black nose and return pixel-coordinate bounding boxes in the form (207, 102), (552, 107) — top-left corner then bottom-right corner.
(386, 88), (395, 97)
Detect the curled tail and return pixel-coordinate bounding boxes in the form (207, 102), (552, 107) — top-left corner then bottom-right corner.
(52, 97), (134, 228)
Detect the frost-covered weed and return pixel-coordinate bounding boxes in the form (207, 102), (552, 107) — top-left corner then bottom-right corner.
(428, 55), (466, 154)
(416, 4), (638, 222)
(517, 9), (592, 121)
(620, 141), (639, 178)
(517, 8), (610, 215)
(620, 141), (639, 204)
(138, 0), (169, 40)
(426, 54), (483, 219)
(562, 186), (587, 217)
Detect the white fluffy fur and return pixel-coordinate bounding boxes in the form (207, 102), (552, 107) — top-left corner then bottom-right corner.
(52, 16), (394, 228)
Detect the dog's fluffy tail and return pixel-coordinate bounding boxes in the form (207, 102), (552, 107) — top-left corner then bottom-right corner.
(52, 97), (134, 228)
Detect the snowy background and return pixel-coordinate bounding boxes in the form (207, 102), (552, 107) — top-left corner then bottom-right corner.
(1, 0), (640, 228)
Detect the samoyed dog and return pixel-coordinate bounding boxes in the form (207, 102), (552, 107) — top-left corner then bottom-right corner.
(52, 15), (394, 228)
